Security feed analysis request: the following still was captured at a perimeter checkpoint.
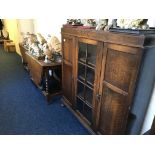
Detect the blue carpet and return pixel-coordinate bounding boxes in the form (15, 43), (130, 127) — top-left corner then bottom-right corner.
(0, 45), (90, 135)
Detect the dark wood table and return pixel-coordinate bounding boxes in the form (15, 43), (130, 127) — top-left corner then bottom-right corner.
(25, 51), (62, 102)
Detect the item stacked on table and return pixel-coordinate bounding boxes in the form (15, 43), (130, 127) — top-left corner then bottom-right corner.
(21, 32), (62, 63)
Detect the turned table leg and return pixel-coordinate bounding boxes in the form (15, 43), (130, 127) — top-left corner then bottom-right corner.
(45, 71), (48, 93)
(45, 70), (50, 101)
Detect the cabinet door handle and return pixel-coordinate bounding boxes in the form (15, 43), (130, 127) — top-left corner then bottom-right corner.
(96, 94), (101, 101)
(63, 39), (66, 42)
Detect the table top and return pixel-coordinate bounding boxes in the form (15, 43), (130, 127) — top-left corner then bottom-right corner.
(6, 42), (15, 46)
(25, 51), (61, 67)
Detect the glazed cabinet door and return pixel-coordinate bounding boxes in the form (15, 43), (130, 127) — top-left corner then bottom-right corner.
(62, 34), (75, 106)
(75, 38), (103, 126)
(96, 43), (143, 134)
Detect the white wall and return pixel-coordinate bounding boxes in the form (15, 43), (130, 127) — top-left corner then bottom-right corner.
(3, 19), (21, 54)
(148, 19), (155, 27)
(17, 19), (34, 34)
(33, 18), (66, 40)
(141, 85), (155, 134)
(17, 19), (35, 42)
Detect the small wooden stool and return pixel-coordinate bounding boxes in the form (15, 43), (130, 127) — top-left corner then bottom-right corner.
(4, 40), (13, 51)
(5, 42), (16, 52)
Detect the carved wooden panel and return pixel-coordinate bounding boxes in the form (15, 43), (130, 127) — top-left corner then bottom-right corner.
(98, 86), (129, 134)
(105, 47), (139, 92)
(97, 43), (142, 135)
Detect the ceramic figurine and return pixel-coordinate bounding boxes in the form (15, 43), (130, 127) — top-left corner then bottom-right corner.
(88, 19), (96, 26)
(46, 34), (51, 44)
(44, 55), (51, 63)
(27, 35), (36, 51)
(48, 36), (61, 53)
(36, 33), (47, 45)
(67, 19), (82, 25)
(33, 46), (40, 56)
(104, 19), (117, 31)
(130, 19), (149, 29)
(22, 32), (30, 47)
(67, 19), (74, 24)
(96, 19), (108, 30)
(43, 43), (53, 62)
(46, 35), (52, 51)
(83, 19), (96, 27)
(30, 42), (40, 56)
(117, 19), (149, 29)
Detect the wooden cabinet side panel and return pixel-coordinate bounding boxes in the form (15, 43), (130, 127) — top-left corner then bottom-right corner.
(62, 34), (73, 64)
(62, 62), (73, 105)
(61, 34), (75, 106)
(72, 37), (78, 108)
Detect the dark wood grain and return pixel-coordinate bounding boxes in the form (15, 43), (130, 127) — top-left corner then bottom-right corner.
(62, 34), (74, 106)
(62, 27), (145, 48)
(98, 86), (128, 134)
(61, 26), (155, 134)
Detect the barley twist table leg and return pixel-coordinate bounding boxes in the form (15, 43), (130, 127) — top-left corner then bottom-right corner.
(45, 71), (48, 94)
